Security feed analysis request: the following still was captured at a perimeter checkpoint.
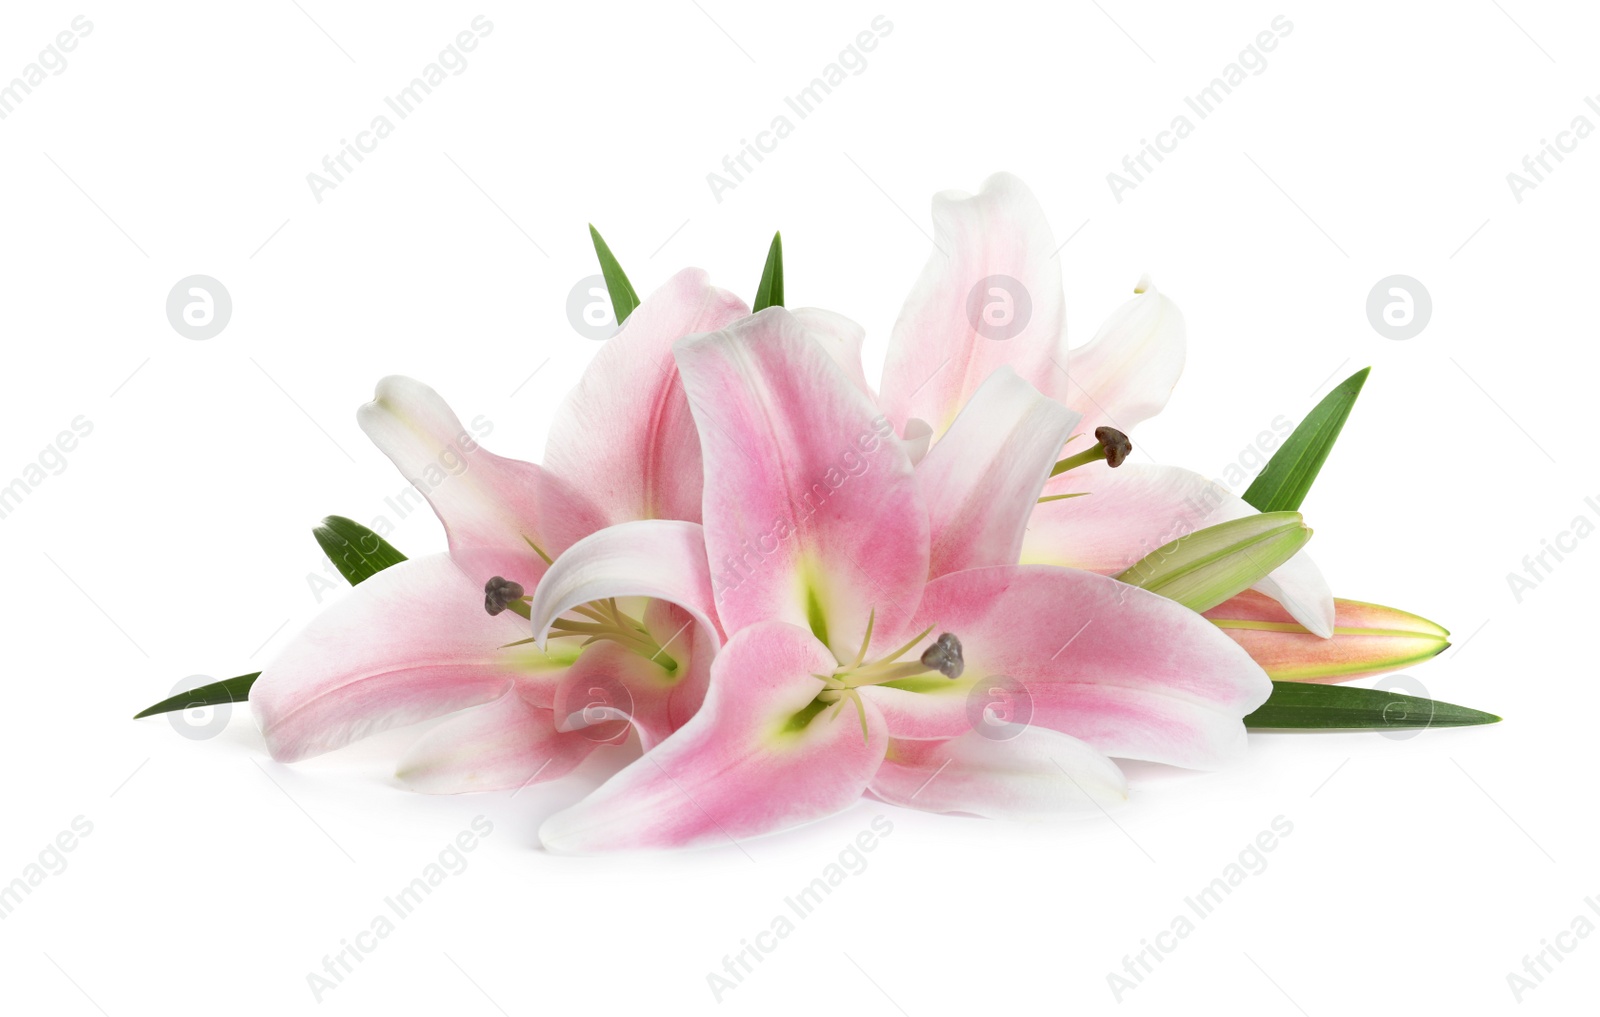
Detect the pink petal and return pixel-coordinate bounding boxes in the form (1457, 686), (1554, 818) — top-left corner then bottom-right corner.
(395, 686), (597, 794)
(900, 418), (934, 465)
(861, 565), (1271, 769)
(871, 729), (1127, 820)
(674, 308), (930, 660)
(1029, 462), (1219, 573)
(878, 173), (1070, 437)
(1061, 280), (1185, 438)
(538, 621), (886, 853)
(357, 376), (603, 586)
(918, 366), (1079, 578)
(790, 307), (874, 400)
(527, 519), (722, 651)
(549, 641), (680, 751)
(1026, 463), (1336, 638)
(643, 599), (719, 731)
(252, 555), (563, 762)
(543, 268), (749, 527)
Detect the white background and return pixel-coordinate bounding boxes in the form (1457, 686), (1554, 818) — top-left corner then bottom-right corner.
(0, 2), (1594, 1013)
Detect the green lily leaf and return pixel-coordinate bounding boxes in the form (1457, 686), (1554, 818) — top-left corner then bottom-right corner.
(1245, 680), (1501, 729)
(314, 515), (406, 587)
(133, 673), (259, 719)
(753, 231), (783, 312)
(1243, 367), (1369, 512)
(1116, 511), (1311, 612)
(588, 224), (640, 324)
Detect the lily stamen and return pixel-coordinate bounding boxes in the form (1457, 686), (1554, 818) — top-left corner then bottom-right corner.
(1050, 426), (1133, 475)
(919, 632), (965, 679)
(484, 576), (529, 618)
(805, 626), (960, 745)
(819, 625), (968, 691)
(544, 601), (679, 672)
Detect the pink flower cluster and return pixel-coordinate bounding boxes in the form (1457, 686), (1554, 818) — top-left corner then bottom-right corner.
(250, 174), (1416, 852)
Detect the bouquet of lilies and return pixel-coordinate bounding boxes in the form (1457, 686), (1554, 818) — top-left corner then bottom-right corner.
(137, 174), (1497, 852)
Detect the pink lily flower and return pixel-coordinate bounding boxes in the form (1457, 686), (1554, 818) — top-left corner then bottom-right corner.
(528, 307), (1272, 852)
(248, 269), (744, 791)
(877, 172), (1337, 638)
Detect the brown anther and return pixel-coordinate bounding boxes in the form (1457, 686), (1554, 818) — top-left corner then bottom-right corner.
(1094, 426), (1132, 468)
(483, 576), (525, 616)
(919, 632), (965, 679)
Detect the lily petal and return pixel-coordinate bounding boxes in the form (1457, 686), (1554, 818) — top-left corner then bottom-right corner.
(527, 519), (722, 651)
(861, 565), (1271, 769)
(252, 555), (560, 762)
(543, 268), (749, 526)
(918, 366), (1079, 578)
(900, 419), (934, 465)
(879, 172), (1070, 438)
(1026, 463), (1336, 638)
(1061, 280), (1186, 438)
(549, 641), (679, 750)
(395, 686), (596, 794)
(357, 376), (602, 585)
(643, 599), (719, 731)
(539, 621), (887, 853)
(1206, 590), (1450, 682)
(870, 729), (1127, 821)
(790, 307), (874, 401)
(675, 308), (930, 660)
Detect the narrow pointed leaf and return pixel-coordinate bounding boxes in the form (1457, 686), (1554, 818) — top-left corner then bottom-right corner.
(1243, 367), (1369, 512)
(753, 231), (783, 312)
(1116, 511), (1311, 612)
(1245, 680), (1500, 729)
(588, 224), (640, 324)
(133, 673), (259, 719)
(314, 515), (406, 586)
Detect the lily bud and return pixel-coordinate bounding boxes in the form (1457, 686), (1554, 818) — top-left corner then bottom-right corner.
(1115, 511), (1311, 613)
(1206, 590), (1449, 682)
